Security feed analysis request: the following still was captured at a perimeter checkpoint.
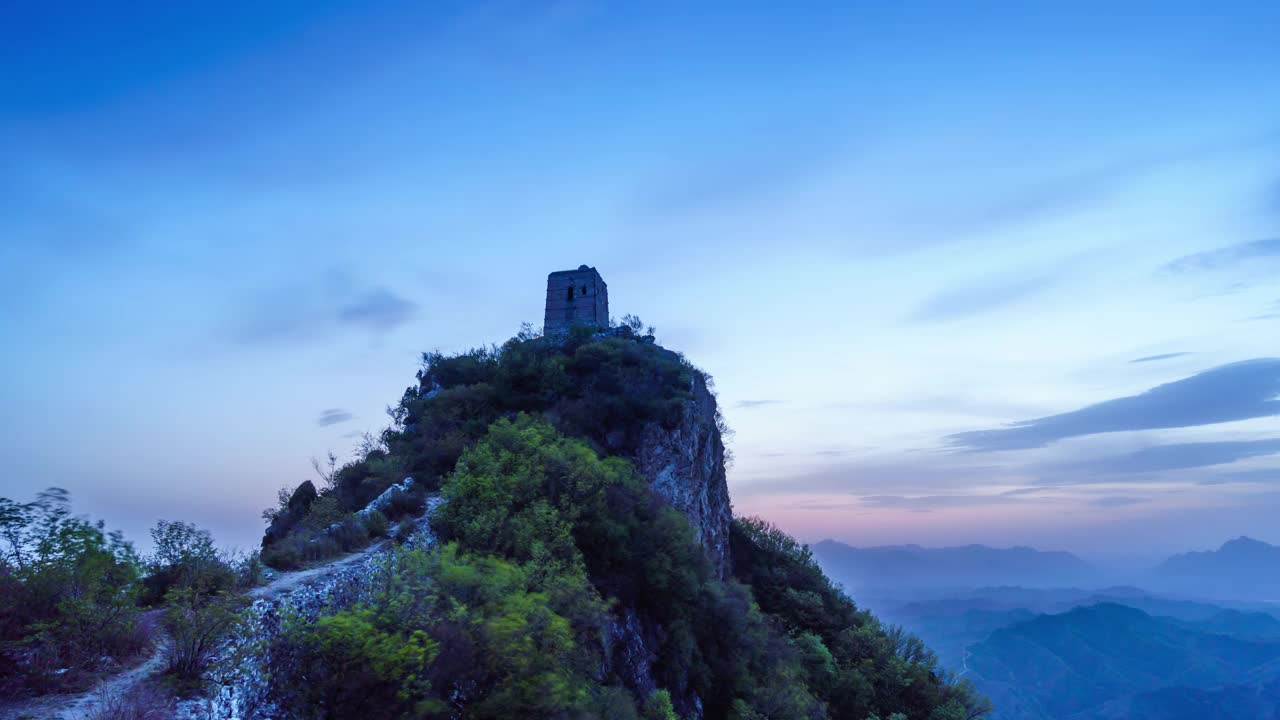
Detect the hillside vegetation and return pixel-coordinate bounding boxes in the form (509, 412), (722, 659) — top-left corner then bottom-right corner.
(257, 325), (989, 719)
(2, 324), (988, 720)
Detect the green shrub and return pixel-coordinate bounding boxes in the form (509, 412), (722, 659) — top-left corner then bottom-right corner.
(384, 333), (694, 492)
(260, 537), (304, 570)
(276, 608), (437, 718)
(332, 517), (371, 552)
(304, 536), (342, 564)
(432, 416), (818, 718)
(393, 521), (418, 545)
(234, 550), (265, 589)
(643, 689), (678, 720)
(270, 544), (596, 719)
(140, 520), (237, 606)
(362, 509), (390, 538)
(731, 516), (991, 719)
(301, 497), (345, 532)
(0, 489), (145, 695)
(161, 588), (244, 691)
(85, 682), (176, 720)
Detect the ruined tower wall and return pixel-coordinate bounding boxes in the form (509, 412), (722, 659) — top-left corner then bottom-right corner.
(544, 265), (609, 334)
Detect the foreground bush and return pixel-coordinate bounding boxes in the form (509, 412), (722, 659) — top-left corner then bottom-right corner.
(162, 588), (245, 691)
(268, 544), (590, 719)
(85, 682), (176, 720)
(0, 488), (147, 696)
(731, 517), (991, 720)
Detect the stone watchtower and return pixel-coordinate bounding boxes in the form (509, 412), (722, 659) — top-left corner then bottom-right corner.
(544, 265), (609, 335)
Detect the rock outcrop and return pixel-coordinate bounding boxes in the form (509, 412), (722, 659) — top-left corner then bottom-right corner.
(634, 372), (733, 578)
(179, 497), (445, 719)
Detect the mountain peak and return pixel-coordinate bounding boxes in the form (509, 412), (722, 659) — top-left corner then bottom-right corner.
(1152, 535), (1280, 600)
(1220, 536), (1273, 552)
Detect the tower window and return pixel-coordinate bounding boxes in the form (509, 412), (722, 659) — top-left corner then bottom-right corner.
(582, 285), (588, 295)
(566, 286), (574, 301)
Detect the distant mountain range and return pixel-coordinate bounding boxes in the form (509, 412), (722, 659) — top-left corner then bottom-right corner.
(813, 536), (1280, 602)
(812, 540), (1098, 593)
(813, 537), (1280, 720)
(968, 603), (1280, 720)
(872, 586), (1280, 671)
(1151, 536), (1280, 600)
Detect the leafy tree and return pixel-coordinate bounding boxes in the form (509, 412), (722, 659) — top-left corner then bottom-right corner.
(272, 544), (598, 719)
(432, 416), (819, 718)
(141, 520), (236, 604)
(280, 608), (437, 719)
(162, 587), (244, 690)
(0, 489), (145, 694)
(731, 516), (990, 719)
(643, 689), (678, 720)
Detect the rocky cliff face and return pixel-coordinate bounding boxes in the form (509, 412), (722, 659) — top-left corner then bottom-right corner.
(633, 371), (733, 578)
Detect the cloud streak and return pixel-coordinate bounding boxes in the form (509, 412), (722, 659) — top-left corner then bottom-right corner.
(1130, 352), (1191, 364)
(859, 494), (1021, 510)
(736, 399), (783, 409)
(337, 288), (418, 333)
(317, 408), (354, 427)
(906, 272), (1055, 324)
(226, 280), (418, 348)
(1090, 496), (1149, 507)
(1059, 439), (1280, 475)
(1163, 238), (1280, 274)
(948, 359), (1280, 451)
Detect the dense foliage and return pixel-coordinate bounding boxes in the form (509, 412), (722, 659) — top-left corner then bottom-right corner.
(0, 489), (257, 701)
(272, 417), (820, 719)
(260, 325), (693, 570)
(271, 408), (986, 719)
(2, 326), (986, 720)
(731, 517), (991, 720)
(0, 489), (147, 696)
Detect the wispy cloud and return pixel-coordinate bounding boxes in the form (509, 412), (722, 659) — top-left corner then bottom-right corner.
(1130, 352), (1192, 364)
(317, 408), (353, 427)
(736, 399), (783, 409)
(627, 124), (844, 222)
(858, 494), (1022, 511)
(1002, 487), (1051, 497)
(1196, 468), (1280, 486)
(1058, 439), (1280, 475)
(0, 182), (134, 260)
(1249, 300), (1280, 322)
(948, 359), (1280, 451)
(1163, 238), (1280, 274)
(939, 161), (1144, 236)
(903, 133), (1280, 242)
(337, 288), (417, 333)
(225, 278), (418, 348)
(738, 459), (1010, 498)
(906, 272), (1056, 324)
(1090, 496), (1149, 507)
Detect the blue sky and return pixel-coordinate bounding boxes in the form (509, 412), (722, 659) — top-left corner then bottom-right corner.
(2, 1), (1279, 563)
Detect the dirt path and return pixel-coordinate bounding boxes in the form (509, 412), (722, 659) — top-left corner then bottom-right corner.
(56, 649), (166, 720)
(0, 646), (166, 720)
(248, 539), (388, 601)
(1, 541), (391, 720)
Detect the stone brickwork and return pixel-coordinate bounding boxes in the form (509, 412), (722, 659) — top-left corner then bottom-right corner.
(544, 265), (609, 334)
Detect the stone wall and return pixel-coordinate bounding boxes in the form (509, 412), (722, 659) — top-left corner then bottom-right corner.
(544, 265), (609, 334)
